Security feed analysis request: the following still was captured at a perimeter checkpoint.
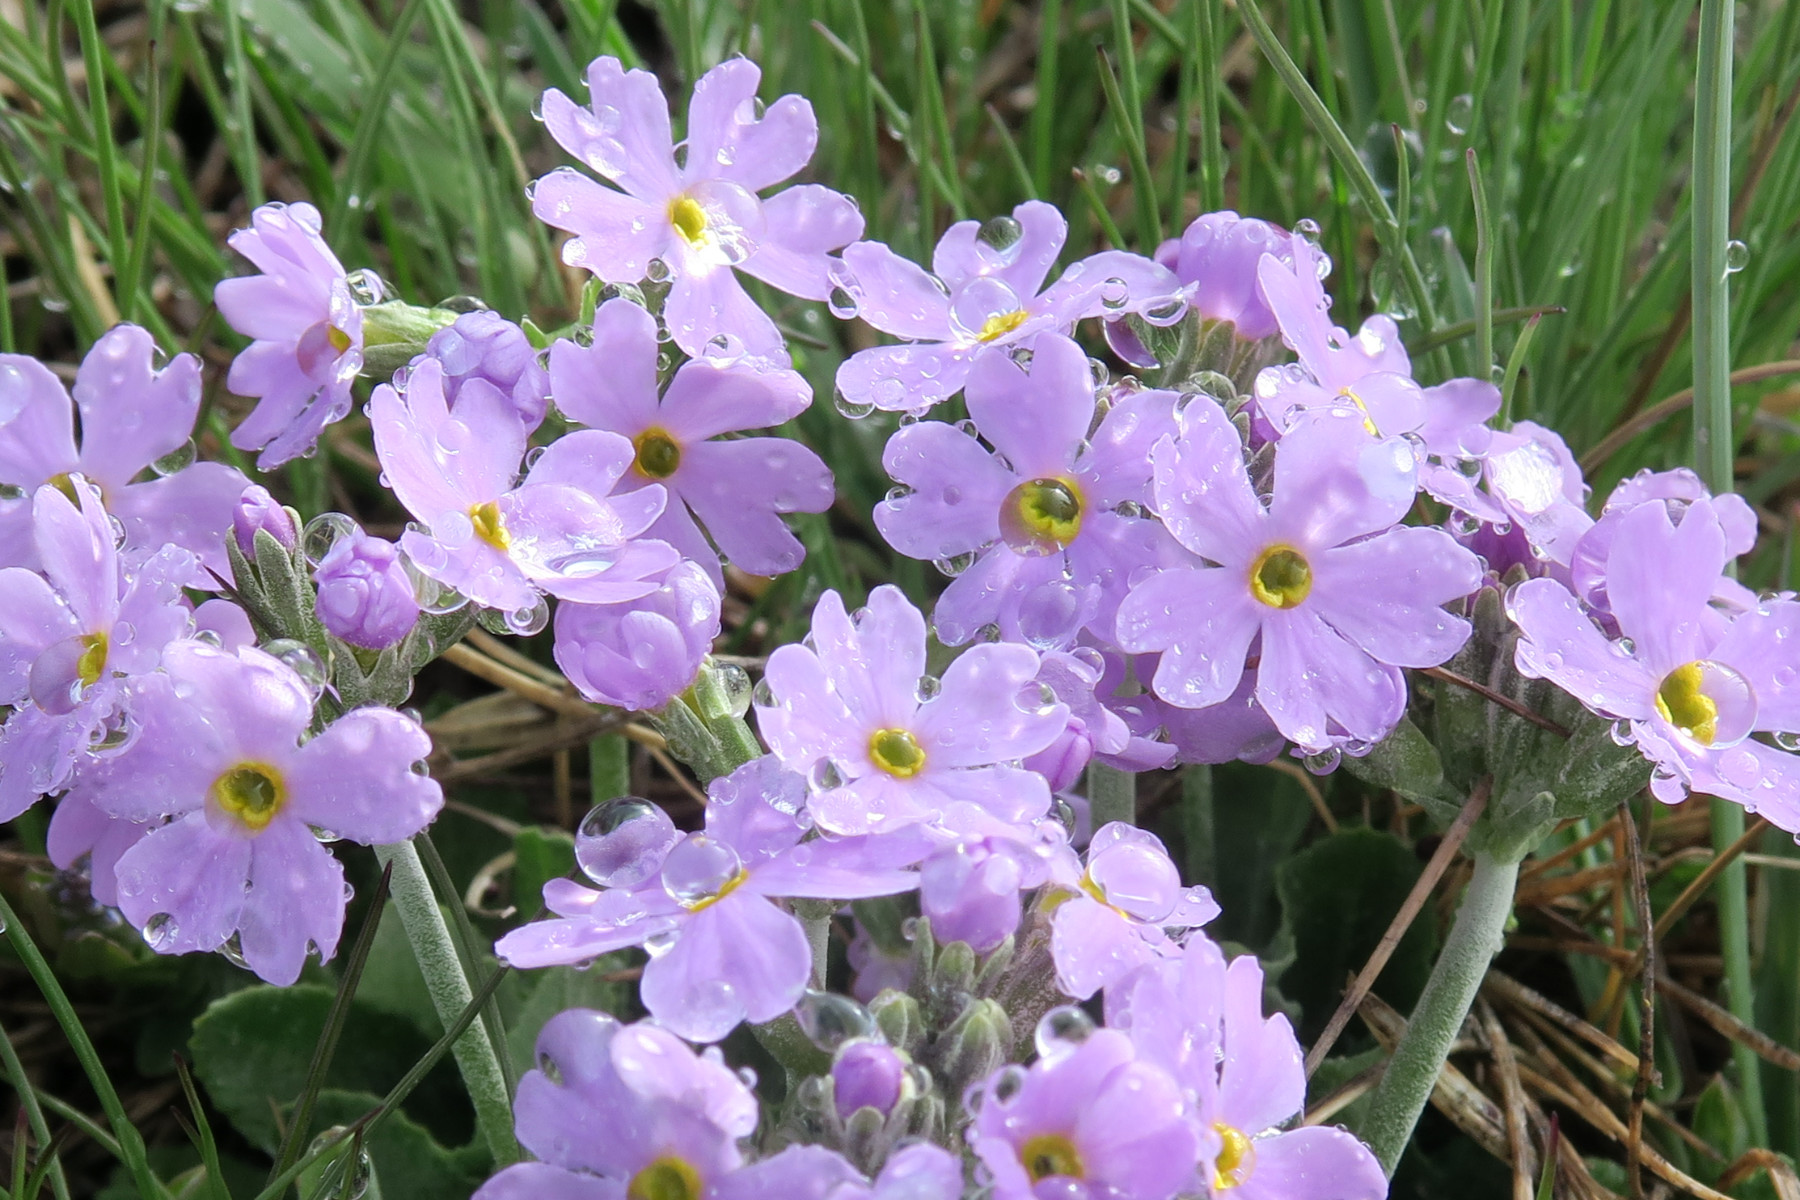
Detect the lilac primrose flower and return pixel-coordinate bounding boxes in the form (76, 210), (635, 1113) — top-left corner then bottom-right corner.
(828, 1144), (963, 1200)
(553, 558), (721, 711)
(1435, 420), (1592, 574)
(47, 791), (153, 908)
(1025, 647), (1176, 789)
(216, 202), (364, 468)
(371, 357), (678, 618)
(313, 525), (420, 650)
(497, 758), (918, 1042)
(476, 1007), (758, 1200)
(1105, 211), (1319, 367)
(832, 1040), (907, 1119)
(0, 482), (193, 821)
(969, 1019), (1197, 1200)
(1118, 402), (1482, 753)
(231, 484), (298, 557)
(551, 299), (833, 583)
(834, 200), (1182, 414)
(420, 310), (552, 431)
(0, 325), (248, 581)
(1509, 500), (1800, 827)
(920, 830), (1059, 953)
(876, 334), (1187, 648)
(1045, 822), (1218, 1000)
(1110, 938), (1387, 1200)
(533, 56), (864, 359)
(79, 640), (442, 984)
(1569, 468), (1759, 618)
(756, 586), (1069, 838)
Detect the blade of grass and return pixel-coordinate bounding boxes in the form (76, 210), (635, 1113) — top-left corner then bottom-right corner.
(1467, 148), (1494, 376)
(117, 18), (165, 329)
(984, 103), (1039, 201)
(69, 0), (128, 311)
(1693, 0), (1765, 1144)
(324, 0), (427, 243)
(217, 0), (264, 206)
(414, 830), (517, 1098)
(1095, 42), (1162, 249)
(0, 894), (165, 1200)
(0, 1018), (70, 1200)
(170, 1057), (229, 1200)
(271, 863), (393, 1183)
(1498, 312), (1542, 427)
(1031, 0), (1063, 196)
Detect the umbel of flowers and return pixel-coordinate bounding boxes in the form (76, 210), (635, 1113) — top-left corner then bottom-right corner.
(0, 44), (1793, 1200)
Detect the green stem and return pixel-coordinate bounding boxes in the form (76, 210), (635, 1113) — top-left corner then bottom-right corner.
(1358, 851), (1521, 1175)
(372, 840), (519, 1168)
(0, 1014), (71, 1200)
(0, 894), (164, 1200)
(1692, 0), (1765, 1145)
(1086, 761), (1137, 830)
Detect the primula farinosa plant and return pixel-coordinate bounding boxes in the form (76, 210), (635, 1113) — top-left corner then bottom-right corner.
(2, 12), (1796, 1200)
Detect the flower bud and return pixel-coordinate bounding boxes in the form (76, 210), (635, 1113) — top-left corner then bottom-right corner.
(832, 1041), (906, 1120)
(552, 560), (721, 711)
(425, 311), (551, 431)
(232, 485), (297, 557)
(919, 838), (1034, 954)
(313, 526), (420, 650)
(1023, 715), (1094, 793)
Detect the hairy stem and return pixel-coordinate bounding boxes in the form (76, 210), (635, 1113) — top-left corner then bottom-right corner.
(373, 838), (519, 1167)
(1086, 760), (1137, 830)
(1359, 850), (1521, 1174)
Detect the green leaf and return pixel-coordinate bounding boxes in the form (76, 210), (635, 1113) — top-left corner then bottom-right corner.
(309, 1090), (485, 1200)
(1205, 763), (1316, 952)
(512, 827), (577, 920)
(1692, 1075), (1750, 1185)
(1340, 717), (1455, 818)
(1275, 827), (1439, 1044)
(189, 984), (435, 1153)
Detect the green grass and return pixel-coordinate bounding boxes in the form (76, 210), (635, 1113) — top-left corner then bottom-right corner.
(4, 0), (1800, 1193)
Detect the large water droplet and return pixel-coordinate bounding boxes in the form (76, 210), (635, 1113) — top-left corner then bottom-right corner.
(576, 797), (679, 888)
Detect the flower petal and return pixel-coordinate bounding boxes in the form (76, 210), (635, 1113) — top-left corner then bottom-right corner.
(739, 185), (863, 301)
(639, 894), (811, 1042)
(237, 821), (346, 985)
(684, 59), (818, 193)
(875, 422), (1013, 560)
(1309, 526), (1479, 667)
(678, 437), (832, 576)
(547, 300), (661, 432)
(1257, 610), (1406, 750)
(73, 326), (202, 489)
(114, 812), (250, 953)
(531, 167), (669, 280)
(1119, 567), (1262, 709)
(285, 709), (441, 844)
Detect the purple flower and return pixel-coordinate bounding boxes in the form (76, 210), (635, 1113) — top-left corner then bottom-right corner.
(216, 202), (363, 468)
(1435, 420), (1592, 573)
(1027, 647), (1177, 786)
(1509, 499), (1800, 827)
(1118, 401), (1482, 753)
(755, 586), (1068, 838)
(832, 1040), (907, 1119)
(1045, 822), (1218, 1000)
(831, 1144), (963, 1200)
(876, 334), (1187, 648)
(533, 56), (864, 359)
(1105, 211), (1318, 367)
(420, 310), (551, 431)
(232, 485), (298, 557)
(0, 481), (194, 821)
(920, 831), (1057, 953)
(1569, 468), (1758, 618)
(833, 200), (1182, 414)
(371, 357), (679, 617)
(313, 525), (420, 650)
(77, 639), (442, 984)
(497, 758), (918, 1042)
(1110, 939), (1387, 1200)
(550, 299), (833, 583)
(1152, 664), (1286, 766)
(0, 326), (248, 582)
(476, 1007), (758, 1200)
(552, 559), (721, 711)
(47, 791), (152, 908)
(968, 1019), (1197, 1200)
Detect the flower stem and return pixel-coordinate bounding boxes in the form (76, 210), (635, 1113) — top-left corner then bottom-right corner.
(373, 838), (519, 1168)
(1086, 761), (1137, 830)
(1358, 850), (1520, 1175)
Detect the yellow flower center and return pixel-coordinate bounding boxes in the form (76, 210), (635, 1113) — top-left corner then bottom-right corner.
(633, 428), (683, 479)
(47, 473), (83, 505)
(469, 500), (510, 550)
(1656, 661), (1719, 746)
(868, 728), (927, 779)
(1000, 477), (1083, 556)
(1078, 868), (1130, 919)
(1338, 385), (1379, 435)
(1248, 545), (1312, 609)
(77, 631), (108, 688)
(978, 308), (1030, 342)
(669, 196), (708, 245)
(1212, 1123), (1257, 1190)
(328, 325), (353, 355)
(681, 868), (750, 914)
(211, 763), (287, 834)
(1021, 1133), (1085, 1183)
(627, 1156), (703, 1200)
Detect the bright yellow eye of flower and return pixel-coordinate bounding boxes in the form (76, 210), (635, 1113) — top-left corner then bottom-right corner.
(670, 197), (708, 244)
(1000, 478), (1083, 556)
(1020, 1133), (1085, 1182)
(1338, 386), (1379, 435)
(868, 728), (927, 778)
(978, 308), (1030, 342)
(1656, 661), (1719, 745)
(633, 428), (683, 479)
(1248, 545), (1312, 609)
(212, 763), (287, 833)
(469, 500), (509, 550)
(627, 1156), (703, 1200)
(77, 631), (108, 688)
(328, 325), (353, 354)
(1212, 1123), (1257, 1189)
